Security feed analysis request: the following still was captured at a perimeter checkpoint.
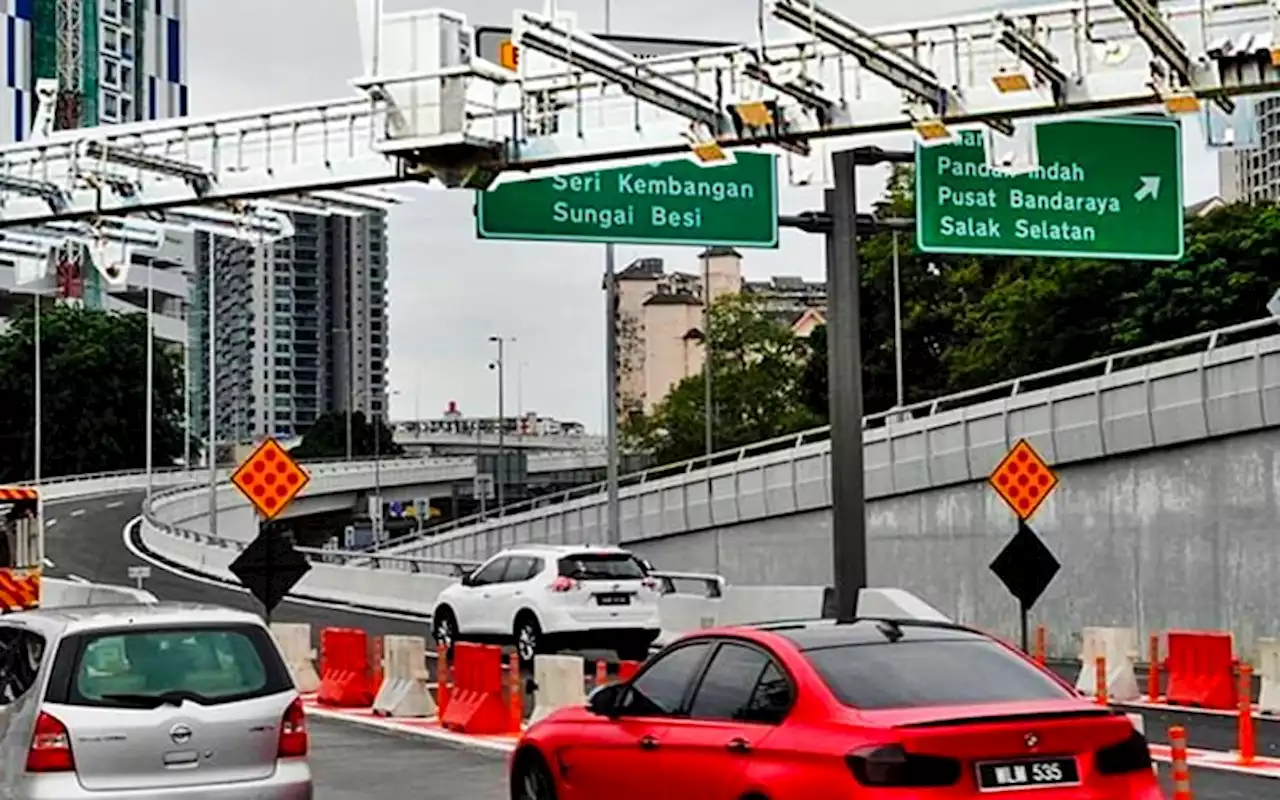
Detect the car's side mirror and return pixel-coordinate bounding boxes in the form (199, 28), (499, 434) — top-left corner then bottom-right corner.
(459, 573), (476, 587)
(587, 682), (624, 717)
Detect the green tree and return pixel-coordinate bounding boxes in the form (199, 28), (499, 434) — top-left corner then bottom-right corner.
(0, 303), (186, 482)
(624, 294), (820, 463)
(291, 410), (403, 460)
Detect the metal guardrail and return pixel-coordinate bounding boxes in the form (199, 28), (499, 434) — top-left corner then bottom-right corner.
(379, 315), (1280, 553)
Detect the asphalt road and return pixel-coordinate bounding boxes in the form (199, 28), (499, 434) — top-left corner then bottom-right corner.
(39, 491), (1278, 799)
(43, 492), (431, 639)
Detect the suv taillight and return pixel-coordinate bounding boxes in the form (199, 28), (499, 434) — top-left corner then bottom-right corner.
(550, 577), (578, 592)
(26, 711), (75, 773)
(1094, 729), (1152, 775)
(641, 578), (659, 591)
(846, 744), (960, 787)
(277, 697), (309, 758)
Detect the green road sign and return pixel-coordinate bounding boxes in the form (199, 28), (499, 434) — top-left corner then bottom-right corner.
(476, 152), (779, 248)
(916, 117), (1184, 261)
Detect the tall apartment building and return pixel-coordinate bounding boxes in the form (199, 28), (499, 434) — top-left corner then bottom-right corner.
(0, 0), (190, 328)
(1219, 96), (1280, 202)
(615, 247), (827, 415)
(189, 212), (390, 445)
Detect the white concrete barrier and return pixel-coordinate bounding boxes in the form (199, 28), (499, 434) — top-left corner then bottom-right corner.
(271, 623), (320, 693)
(372, 635), (435, 718)
(857, 588), (951, 622)
(1256, 638), (1280, 713)
(530, 654), (587, 725)
(1076, 627), (1140, 702)
(44, 577), (157, 606)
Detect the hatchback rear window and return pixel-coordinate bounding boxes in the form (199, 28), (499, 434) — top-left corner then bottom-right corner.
(47, 624), (293, 709)
(558, 553), (646, 580)
(805, 640), (1074, 710)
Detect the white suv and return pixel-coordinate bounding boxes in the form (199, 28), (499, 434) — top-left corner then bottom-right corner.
(431, 545), (662, 664)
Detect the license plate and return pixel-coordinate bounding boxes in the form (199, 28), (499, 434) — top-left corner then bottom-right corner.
(975, 758), (1080, 792)
(595, 593), (631, 606)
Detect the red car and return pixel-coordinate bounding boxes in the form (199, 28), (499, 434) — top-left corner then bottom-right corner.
(509, 617), (1163, 799)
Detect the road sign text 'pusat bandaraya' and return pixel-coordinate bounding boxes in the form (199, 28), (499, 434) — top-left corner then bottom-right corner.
(916, 118), (1183, 261)
(476, 152), (778, 248)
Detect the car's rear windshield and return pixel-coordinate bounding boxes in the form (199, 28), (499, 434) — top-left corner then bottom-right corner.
(805, 639), (1075, 710)
(47, 624), (293, 709)
(558, 553), (647, 580)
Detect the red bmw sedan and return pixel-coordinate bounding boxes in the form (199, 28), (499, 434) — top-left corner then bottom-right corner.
(509, 617), (1163, 799)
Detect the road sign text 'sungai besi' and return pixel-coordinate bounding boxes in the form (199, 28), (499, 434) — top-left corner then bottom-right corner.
(916, 117), (1183, 261)
(476, 152), (779, 247)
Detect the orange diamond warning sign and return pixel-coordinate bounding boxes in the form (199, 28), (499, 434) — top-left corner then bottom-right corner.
(989, 439), (1058, 520)
(231, 438), (310, 520)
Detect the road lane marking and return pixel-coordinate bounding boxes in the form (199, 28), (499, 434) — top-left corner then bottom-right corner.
(45, 519), (57, 527)
(66, 574), (90, 584)
(42, 558), (54, 568)
(69, 508), (85, 518)
(105, 500), (124, 509)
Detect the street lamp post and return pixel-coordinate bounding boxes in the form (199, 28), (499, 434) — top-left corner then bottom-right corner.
(488, 336), (508, 510)
(207, 238), (218, 538)
(145, 260), (154, 499)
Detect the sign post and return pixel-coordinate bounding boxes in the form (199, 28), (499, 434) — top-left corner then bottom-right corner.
(987, 439), (1061, 653)
(476, 153), (779, 248)
(228, 439), (312, 620)
(126, 565), (150, 590)
(916, 117), (1184, 261)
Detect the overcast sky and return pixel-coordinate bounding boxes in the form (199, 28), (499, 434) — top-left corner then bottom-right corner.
(186, 0), (1219, 432)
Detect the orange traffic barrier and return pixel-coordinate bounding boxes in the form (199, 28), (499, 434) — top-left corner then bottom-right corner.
(1166, 630), (1237, 710)
(1147, 632), (1161, 702)
(316, 627), (374, 707)
(1095, 655), (1109, 705)
(618, 660), (642, 682)
(594, 659), (608, 687)
(1033, 625), (1046, 666)
(508, 652), (523, 731)
(1239, 663), (1255, 765)
(439, 643), (511, 735)
(1170, 726), (1192, 800)
(436, 643), (451, 715)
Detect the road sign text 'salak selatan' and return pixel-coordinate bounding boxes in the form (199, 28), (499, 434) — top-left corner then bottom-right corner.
(476, 152), (778, 248)
(916, 117), (1184, 261)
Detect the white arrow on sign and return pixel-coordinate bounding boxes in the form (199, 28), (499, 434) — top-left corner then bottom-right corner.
(1134, 176), (1161, 202)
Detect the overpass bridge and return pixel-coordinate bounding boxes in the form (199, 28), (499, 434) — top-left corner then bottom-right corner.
(288, 317), (1280, 656)
(392, 427), (605, 453)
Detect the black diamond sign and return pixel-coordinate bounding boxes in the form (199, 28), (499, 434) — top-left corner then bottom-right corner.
(229, 532), (311, 616)
(989, 520), (1061, 611)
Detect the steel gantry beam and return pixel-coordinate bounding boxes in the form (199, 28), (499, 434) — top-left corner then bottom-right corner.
(0, 1), (1278, 228)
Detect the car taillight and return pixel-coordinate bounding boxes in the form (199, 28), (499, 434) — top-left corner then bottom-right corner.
(26, 711), (75, 773)
(1094, 729), (1152, 775)
(846, 744), (960, 787)
(641, 578), (659, 591)
(277, 697), (309, 758)
(550, 576), (578, 592)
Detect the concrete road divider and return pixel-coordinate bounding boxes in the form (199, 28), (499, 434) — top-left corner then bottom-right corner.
(271, 623), (319, 693)
(530, 654), (587, 725)
(44, 576), (157, 606)
(1076, 627), (1140, 702)
(1256, 638), (1280, 713)
(856, 588), (951, 621)
(372, 635), (435, 718)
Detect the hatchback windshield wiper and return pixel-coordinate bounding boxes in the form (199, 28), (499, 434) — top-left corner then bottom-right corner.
(99, 690), (210, 708)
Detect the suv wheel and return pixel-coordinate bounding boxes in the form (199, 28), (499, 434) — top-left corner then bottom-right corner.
(433, 608), (457, 656)
(515, 614), (542, 666)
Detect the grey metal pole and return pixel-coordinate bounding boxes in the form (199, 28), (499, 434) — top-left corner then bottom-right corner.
(827, 150), (868, 621)
(145, 260), (154, 498)
(33, 288), (41, 486)
(183, 299), (191, 470)
(702, 254), (713, 456)
(207, 237), (218, 537)
(602, 0), (621, 545)
(346, 244), (355, 460)
(892, 231), (905, 409)
(373, 405), (382, 542)
(495, 338), (506, 509)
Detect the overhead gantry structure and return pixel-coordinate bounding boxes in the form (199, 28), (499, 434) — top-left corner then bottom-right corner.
(0, 0), (1277, 250)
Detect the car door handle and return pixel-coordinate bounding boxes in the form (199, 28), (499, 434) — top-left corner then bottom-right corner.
(725, 737), (751, 754)
(638, 735), (660, 751)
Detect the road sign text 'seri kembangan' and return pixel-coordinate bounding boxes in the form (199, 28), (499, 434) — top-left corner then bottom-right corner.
(476, 152), (779, 248)
(916, 117), (1184, 261)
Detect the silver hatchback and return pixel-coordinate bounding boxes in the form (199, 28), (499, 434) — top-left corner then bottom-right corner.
(0, 602), (312, 799)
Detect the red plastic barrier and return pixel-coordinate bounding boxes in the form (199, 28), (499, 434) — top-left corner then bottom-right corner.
(439, 643), (512, 734)
(317, 627), (374, 708)
(618, 660), (642, 682)
(1164, 630), (1236, 710)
